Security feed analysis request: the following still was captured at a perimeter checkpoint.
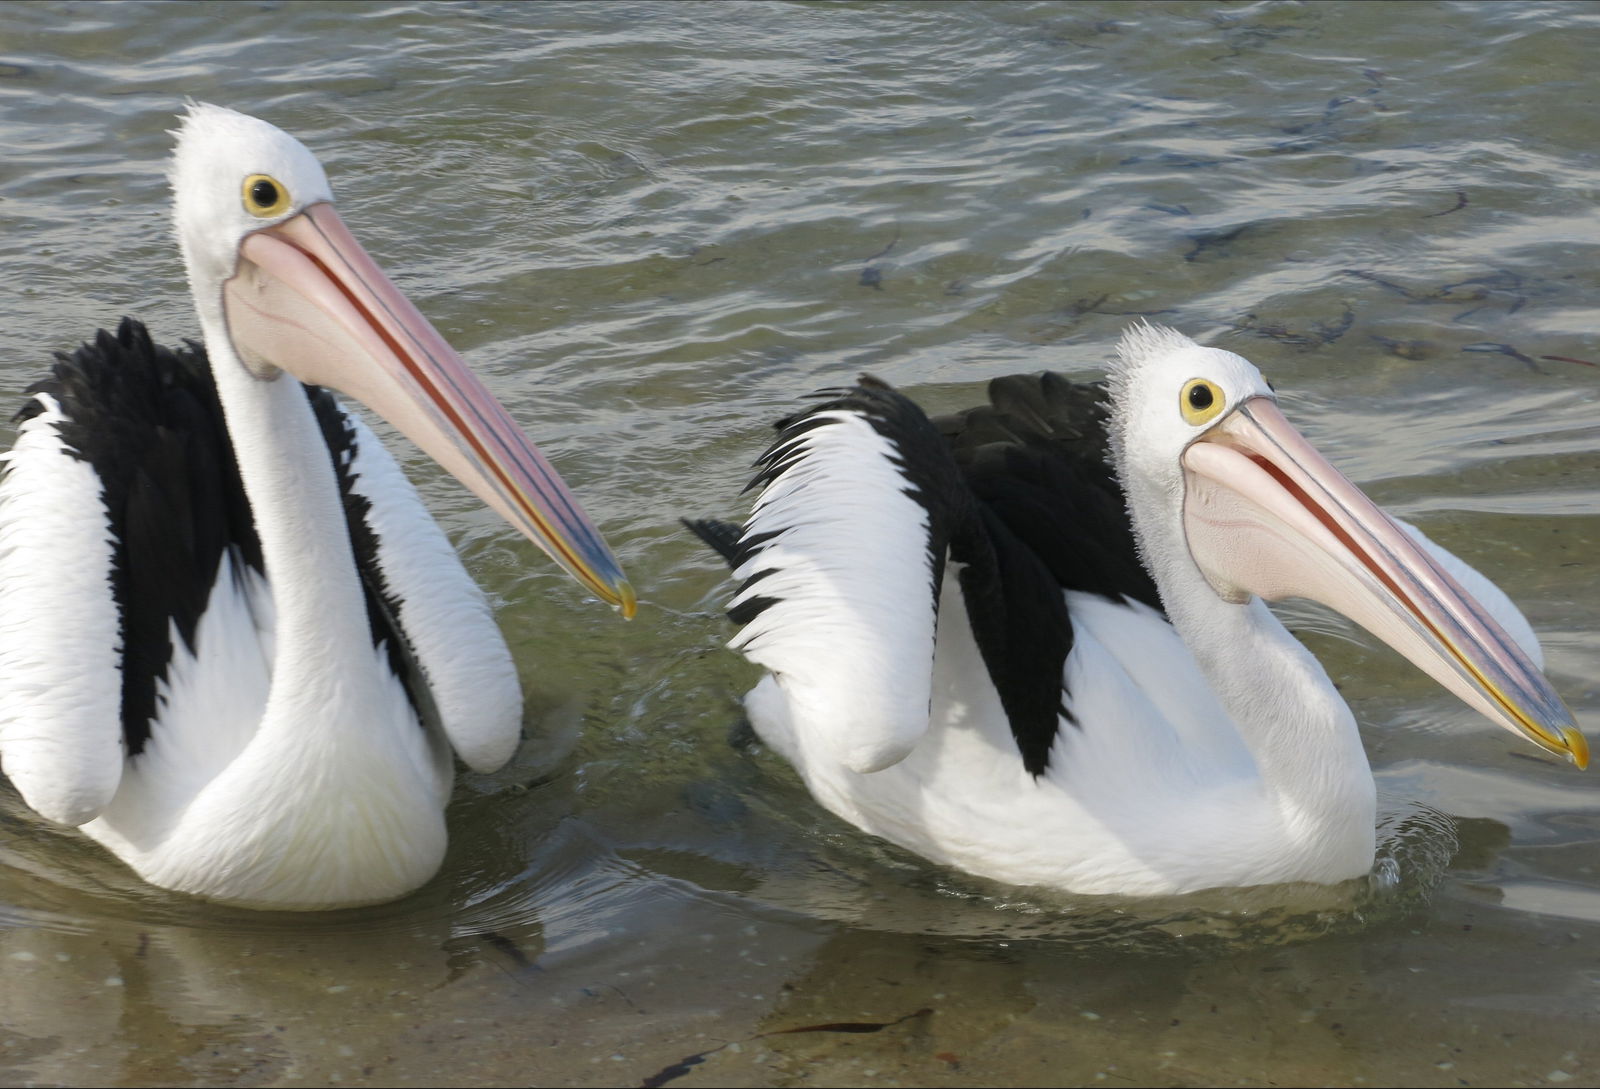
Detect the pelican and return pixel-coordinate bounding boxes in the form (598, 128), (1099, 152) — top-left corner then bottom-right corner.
(0, 104), (633, 910)
(688, 324), (1586, 896)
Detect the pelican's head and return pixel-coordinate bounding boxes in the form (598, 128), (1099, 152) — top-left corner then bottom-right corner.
(170, 104), (334, 295)
(1107, 323), (1276, 499)
(166, 103), (634, 617)
(1110, 322), (1585, 767)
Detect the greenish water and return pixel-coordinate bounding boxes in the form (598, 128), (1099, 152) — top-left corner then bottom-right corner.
(1, 1), (1598, 1085)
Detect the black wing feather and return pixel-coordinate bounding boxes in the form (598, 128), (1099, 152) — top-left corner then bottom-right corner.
(691, 371), (1161, 778)
(18, 317), (420, 752)
(20, 319), (263, 755)
(936, 375), (1160, 613)
(936, 373), (1163, 774)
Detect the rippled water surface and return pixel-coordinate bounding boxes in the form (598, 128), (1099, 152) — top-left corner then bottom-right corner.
(1, 2), (1598, 1085)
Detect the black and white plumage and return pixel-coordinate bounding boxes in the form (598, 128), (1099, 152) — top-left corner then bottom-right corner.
(690, 325), (1585, 896)
(0, 105), (633, 910)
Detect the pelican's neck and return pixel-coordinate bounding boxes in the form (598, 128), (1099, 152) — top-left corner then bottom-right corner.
(194, 290), (376, 721)
(1123, 469), (1375, 839)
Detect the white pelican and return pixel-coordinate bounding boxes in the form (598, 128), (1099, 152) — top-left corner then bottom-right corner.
(688, 324), (1587, 896)
(0, 104), (634, 910)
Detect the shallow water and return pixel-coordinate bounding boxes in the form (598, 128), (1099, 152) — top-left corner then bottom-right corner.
(1, 1), (1598, 1085)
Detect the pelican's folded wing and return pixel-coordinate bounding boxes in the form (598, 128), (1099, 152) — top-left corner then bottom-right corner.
(934, 373), (1161, 777)
(0, 390), (124, 824)
(309, 394), (522, 774)
(690, 379), (968, 774)
(0, 321), (258, 826)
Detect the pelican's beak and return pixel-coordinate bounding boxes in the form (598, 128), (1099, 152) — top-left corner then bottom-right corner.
(220, 201), (635, 617)
(1182, 397), (1584, 767)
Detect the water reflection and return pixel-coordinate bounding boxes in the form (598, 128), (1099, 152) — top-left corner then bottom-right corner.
(621, 796), (1470, 953)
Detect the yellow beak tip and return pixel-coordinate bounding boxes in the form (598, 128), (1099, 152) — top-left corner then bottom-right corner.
(1564, 727), (1589, 770)
(617, 580), (638, 621)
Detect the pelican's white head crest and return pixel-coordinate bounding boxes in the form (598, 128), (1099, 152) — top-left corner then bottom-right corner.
(1106, 322), (1274, 498)
(169, 102), (334, 301)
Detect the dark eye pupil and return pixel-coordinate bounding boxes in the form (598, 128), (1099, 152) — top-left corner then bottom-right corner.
(251, 179), (279, 208)
(1189, 384), (1214, 410)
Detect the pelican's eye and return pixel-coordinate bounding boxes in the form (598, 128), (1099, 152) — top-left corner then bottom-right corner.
(242, 174), (291, 219)
(1180, 378), (1225, 426)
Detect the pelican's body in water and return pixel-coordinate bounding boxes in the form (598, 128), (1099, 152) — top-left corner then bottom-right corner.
(0, 105), (633, 910)
(689, 326), (1585, 896)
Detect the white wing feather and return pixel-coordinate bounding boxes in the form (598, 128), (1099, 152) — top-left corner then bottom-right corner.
(730, 410), (939, 774)
(338, 409), (522, 773)
(0, 394), (124, 824)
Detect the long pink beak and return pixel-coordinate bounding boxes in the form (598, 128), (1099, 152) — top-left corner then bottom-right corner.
(1182, 397), (1585, 767)
(220, 202), (634, 617)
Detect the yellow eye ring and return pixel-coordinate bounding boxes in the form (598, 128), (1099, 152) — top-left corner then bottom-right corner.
(241, 173), (291, 219)
(1180, 378), (1225, 426)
